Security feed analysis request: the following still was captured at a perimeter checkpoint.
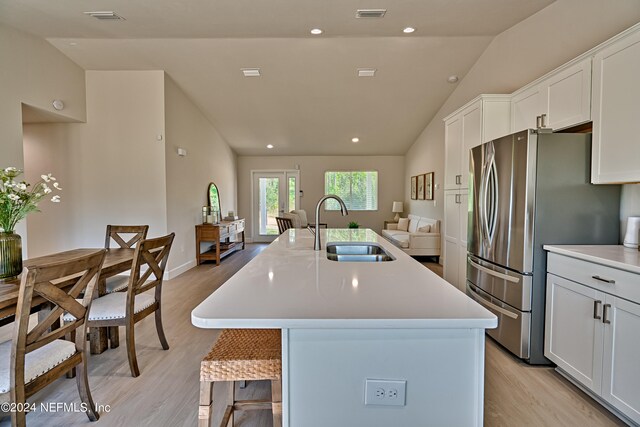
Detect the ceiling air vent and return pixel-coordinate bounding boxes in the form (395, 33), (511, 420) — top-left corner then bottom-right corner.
(355, 9), (387, 18)
(357, 68), (377, 77)
(83, 11), (125, 20)
(241, 68), (261, 77)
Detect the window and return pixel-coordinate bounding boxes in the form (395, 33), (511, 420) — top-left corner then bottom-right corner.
(324, 171), (378, 211)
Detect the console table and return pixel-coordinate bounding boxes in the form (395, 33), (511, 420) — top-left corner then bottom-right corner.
(195, 219), (245, 266)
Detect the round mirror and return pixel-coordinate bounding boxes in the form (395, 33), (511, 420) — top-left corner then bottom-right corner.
(207, 182), (221, 221)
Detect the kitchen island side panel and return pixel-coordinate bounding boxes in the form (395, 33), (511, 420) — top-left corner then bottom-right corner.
(287, 328), (485, 427)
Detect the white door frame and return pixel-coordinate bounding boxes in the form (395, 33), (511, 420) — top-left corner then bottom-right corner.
(251, 170), (300, 242)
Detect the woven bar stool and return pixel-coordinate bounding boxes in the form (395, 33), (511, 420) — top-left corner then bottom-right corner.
(199, 329), (282, 427)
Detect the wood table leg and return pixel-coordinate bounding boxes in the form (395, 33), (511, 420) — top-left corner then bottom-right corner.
(90, 278), (109, 354)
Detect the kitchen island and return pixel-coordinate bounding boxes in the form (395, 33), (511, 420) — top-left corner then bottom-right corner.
(192, 228), (497, 426)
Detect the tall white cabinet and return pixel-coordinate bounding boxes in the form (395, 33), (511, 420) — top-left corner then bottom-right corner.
(442, 96), (510, 291)
(591, 26), (640, 184)
(545, 247), (640, 425)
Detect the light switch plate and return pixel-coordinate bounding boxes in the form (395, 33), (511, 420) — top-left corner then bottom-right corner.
(364, 379), (406, 406)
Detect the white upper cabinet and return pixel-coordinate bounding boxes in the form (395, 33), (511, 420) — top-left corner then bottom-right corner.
(444, 116), (462, 190)
(511, 57), (592, 133)
(591, 26), (640, 184)
(444, 95), (510, 191)
(544, 58), (592, 130)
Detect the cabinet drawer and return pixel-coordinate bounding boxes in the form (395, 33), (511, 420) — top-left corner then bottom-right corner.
(198, 228), (219, 240)
(547, 253), (640, 303)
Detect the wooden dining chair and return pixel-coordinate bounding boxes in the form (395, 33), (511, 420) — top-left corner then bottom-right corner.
(275, 217), (293, 235)
(0, 250), (106, 426)
(104, 225), (149, 294)
(66, 233), (174, 377)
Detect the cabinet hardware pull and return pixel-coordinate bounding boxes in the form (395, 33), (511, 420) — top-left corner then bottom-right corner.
(455, 175), (461, 185)
(593, 300), (602, 320)
(541, 113), (548, 127)
(455, 194), (460, 204)
(592, 275), (615, 284)
(603, 303), (611, 324)
(536, 115), (542, 128)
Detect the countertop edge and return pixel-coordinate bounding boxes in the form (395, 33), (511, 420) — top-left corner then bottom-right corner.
(544, 245), (640, 275)
(191, 313), (498, 330)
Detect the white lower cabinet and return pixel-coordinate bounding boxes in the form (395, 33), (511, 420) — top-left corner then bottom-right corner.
(443, 190), (468, 292)
(545, 252), (640, 424)
(601, 296), (640, 423)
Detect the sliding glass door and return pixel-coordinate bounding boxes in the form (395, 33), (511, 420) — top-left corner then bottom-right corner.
(252, 171), (299, 242)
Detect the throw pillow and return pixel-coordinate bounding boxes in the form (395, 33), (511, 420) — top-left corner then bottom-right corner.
(397, 217), (410, 231)
(418, 224), (432, 233)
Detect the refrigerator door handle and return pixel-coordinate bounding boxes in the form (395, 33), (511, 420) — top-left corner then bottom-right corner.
(467, 285), (519, 319)
(468, 258), (520, 283)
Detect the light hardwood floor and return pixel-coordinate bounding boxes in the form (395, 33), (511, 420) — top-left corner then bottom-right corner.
(0, 245), (624, 427)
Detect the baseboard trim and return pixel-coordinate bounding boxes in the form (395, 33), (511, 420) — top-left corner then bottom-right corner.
(166, 259), (196, 280)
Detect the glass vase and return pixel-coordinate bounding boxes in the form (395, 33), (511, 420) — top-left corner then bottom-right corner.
(0, 232), (22, 281)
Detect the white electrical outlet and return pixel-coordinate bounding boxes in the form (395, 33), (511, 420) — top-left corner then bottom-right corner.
(364, 379), (406, 406)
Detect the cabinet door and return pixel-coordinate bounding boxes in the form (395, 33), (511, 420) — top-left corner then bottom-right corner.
(601, 296), (640, 424)
(591, 29), (640, 184)
(511, 84), (543, 133)
(456, 191), (469, 292)
(443, 191), (461, 287)
(444, 116), (462, 190)
(544, 274), (604, 394)
(544, 57), (592, 130)
(461, 104), (481, 189)
(443, 239), (459, 288)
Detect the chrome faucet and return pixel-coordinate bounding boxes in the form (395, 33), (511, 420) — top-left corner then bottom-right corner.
(313, 194), (348, 250)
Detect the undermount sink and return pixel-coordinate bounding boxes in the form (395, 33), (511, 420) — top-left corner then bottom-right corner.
(325, 243), (395, 262)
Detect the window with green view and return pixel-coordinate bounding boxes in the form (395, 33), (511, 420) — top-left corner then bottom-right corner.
(324, 171), (378, 211)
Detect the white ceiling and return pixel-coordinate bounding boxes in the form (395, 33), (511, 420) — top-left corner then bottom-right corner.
(0, 0), (554, 155)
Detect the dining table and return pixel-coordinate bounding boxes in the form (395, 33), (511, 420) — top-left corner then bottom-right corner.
(0, 247), (135, 354)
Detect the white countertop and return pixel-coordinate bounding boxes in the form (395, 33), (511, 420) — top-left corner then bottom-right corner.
(192, 228), (497, 329)
(544, 245), (640, 275)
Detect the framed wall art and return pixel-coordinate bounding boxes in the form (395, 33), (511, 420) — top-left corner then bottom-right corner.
(425, 172), (434, 200)
(417, 174), (425, 200)
(410, 176), (417, 200)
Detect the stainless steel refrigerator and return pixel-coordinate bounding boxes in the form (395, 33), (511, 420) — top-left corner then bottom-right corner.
(466, 129), (620, 364)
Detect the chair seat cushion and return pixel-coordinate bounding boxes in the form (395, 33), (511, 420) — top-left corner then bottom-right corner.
(105, 275), (130, 293)
(0, 339), (76, 397)
(63, 292), (156, 322)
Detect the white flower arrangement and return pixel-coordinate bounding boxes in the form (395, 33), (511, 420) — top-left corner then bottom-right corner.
(0, 167), (62, 233)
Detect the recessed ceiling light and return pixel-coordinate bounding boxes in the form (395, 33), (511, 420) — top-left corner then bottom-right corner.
(241, 68), (261, 77)
(83, 11), (125, 20)
(310, 28), (323, 35)
(403, 27), (416, 34)
(267, 144), (274, 149)
(357, 68), (376, 77)
(447, 75), (459, 83)
(69, 41), (78, 46)
(351, 137), (360, 143)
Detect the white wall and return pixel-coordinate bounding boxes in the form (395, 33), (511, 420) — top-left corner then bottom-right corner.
(23, 71), (168, 258)
(0, 23), (85, 250)
(404, 0), (640, 241)
(23, 124), (76, 255)
(237, 156), (404, 239)
(164, 75), (238, 275)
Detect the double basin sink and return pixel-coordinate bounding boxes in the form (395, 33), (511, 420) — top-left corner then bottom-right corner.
(325, 242), (395, 262)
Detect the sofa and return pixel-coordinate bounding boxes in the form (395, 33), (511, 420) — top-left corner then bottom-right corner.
(381, 214), (441, 261)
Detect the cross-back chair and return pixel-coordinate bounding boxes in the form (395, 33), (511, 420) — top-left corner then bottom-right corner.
(103, 225), (149, 295)
(67, 233), (174, 377)
(0, 250), (106, 426)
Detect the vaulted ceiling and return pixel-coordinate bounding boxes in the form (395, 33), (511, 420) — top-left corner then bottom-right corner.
(0, 0), (554, 155)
